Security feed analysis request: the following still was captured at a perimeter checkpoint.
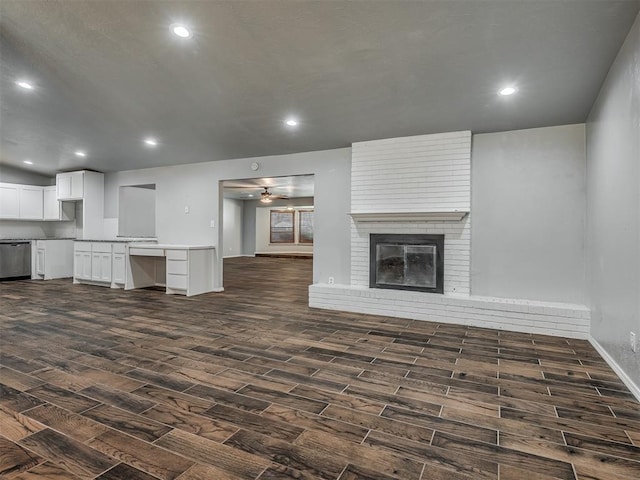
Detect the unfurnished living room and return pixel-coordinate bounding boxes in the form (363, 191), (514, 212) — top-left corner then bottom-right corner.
(0, 1), (639, 479)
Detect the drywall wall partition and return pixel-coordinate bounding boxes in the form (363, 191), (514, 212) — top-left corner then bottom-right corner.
(104, 147), (351, 287)
(471, 124), (587, 305)
(222, 198), (243, 257)
(586, 13), (639, 389)
(0, 164), (55, 186)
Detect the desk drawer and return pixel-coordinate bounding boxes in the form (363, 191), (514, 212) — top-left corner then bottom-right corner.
(167, 259), (188, 275)
(74, 242), (92, 253)
(167, 273), (187, 290)
(166, 249), (188, 261)
(92, 243), (112, 253)
(129, 247), (165, 257)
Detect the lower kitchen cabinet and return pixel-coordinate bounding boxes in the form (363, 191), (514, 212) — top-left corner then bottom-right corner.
(73, 241), (128, 288)
(33, 240), (74, 280)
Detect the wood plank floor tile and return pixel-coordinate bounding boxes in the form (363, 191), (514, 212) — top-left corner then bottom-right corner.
(129, 384), (214, 414)
(0, 405), (46, 442)
(202, 403), (304, 441)
(10, 461), (82, 479)
(155, 428), (269, 479)
(224, 428), (348, 480)
(0, 436), (44, 478)
(2, 257), (639, 480)
(0, 384), (44, 414)
(94, 462), (159, 480)
(363, 429), (498, 480)
(79, 384), (156, 414)
(432, 431), (575, 480)
(0, 367), (45, 392)
(176, 463), (249, 480)
(381, 404), (498, 444)
(23, 404), (109, 443)
(185, 383), (271, 413)
(499, 432), (640, 480)
(294, 429), (425, 480)
(82, 404), (172, 442)
(261, 403), (368, 444)
(18, 428), (116, 479)
(141, 403), (239, 442)
(321, 404), (434, 444)
(86, 429), (194, 480)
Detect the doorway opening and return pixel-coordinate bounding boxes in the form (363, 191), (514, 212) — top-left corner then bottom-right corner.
(219, 174), (315, 293)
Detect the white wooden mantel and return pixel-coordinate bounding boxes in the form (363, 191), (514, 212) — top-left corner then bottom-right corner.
(349, 210), (469, 222)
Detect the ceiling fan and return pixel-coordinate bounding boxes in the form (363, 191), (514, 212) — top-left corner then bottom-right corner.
(259, 187), (289, 203)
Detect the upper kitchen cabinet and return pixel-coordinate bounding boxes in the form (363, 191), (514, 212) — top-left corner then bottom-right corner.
(18, 185), (44, 220)
(0, 183), (19, 218)
(44, 186), (75, 221)
(0, 183), (45, 220)
(56, 171), (85, 200)
(55, 170), (104, 239)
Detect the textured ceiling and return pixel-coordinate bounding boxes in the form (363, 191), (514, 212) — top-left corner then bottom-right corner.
(1, 0), (638, 176)
(223, 174), (314, 200)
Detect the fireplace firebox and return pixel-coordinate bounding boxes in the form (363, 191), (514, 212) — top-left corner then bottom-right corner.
(370, 234), (444, 294)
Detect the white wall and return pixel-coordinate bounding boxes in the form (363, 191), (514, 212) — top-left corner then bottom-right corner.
(242, 200), (257, 255)
(471, 124), (587, 305)
(222, 198), (243, 257)
(586, 14), (640, 389)
(0, 165), (54, 186)
(0, 220), (75, 240)
(118, 186), (156, 238)
(104, 147), (351, 288)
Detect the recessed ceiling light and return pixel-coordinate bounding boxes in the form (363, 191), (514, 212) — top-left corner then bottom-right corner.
(16, 80), (34, 90)
(248, 194), (254, 198)
(171, 24), (191, 38)
(23, 160), (33, 165)
(499, 86), (517, 96)
(74, 150), (87, 158)
(144, 137), (158, 147)
(285, 118), (298, 127)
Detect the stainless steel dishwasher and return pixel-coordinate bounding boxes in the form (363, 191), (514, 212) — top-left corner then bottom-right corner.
(0, 241), (32, 280)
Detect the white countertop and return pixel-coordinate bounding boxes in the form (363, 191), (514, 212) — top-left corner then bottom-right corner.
(130, 243), (215, 250)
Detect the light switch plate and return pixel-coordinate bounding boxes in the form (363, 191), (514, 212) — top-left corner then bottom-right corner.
(210, 220), (215, 228)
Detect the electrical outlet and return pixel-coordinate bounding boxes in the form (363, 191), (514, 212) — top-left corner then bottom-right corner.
(210, 220), (215, 228)
(631, 332), (637, 353)
(328, 276), (334, 284)
(184, 206), (190, 214)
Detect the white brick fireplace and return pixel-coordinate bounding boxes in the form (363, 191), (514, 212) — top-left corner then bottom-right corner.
(309, 131), (590, 338)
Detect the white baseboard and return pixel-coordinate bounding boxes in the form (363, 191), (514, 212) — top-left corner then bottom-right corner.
(223, 254), (253, 258)
(589, 336), (640, 402)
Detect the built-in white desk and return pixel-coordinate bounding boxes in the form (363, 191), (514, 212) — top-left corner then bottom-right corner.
(125, 244), (220, 296)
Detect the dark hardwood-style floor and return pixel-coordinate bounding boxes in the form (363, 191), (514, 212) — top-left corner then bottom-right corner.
(1, 256), (639, 480)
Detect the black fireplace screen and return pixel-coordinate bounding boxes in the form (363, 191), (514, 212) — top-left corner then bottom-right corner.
(370, 234), (444, 294)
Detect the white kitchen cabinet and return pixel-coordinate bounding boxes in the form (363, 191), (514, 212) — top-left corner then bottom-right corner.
(33, 240), (74, 280)
(18, 185), (44, 220)
(74, 242), (93, 281)
(56, 171), (85, 200)
(91, 243), (112, 283)
(56, 170), (104, 239)
(0, 183), (19, 218)
(43, 186), (75, 221)
(112, 243), (126, 285)
(126, 244), (217, 296)
(36, 247), (45, 275)
(73, 241), (130, 287)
